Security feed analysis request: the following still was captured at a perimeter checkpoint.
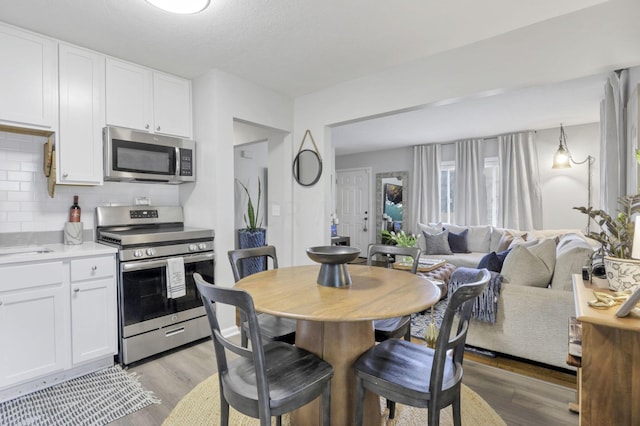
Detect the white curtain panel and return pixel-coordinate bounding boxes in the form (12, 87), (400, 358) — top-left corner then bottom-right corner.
(497, 131), (543, 230)
(410, 144), (441, 231)
(454, 139), (487, 225)
(600, 70), (628, 214)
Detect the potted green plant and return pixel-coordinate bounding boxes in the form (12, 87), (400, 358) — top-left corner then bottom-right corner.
(237, 178), (266, 276)
(574, 194), (640, 290)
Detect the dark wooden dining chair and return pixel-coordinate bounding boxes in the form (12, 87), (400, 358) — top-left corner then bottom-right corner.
(366, 243), (422, 417)
(354, 268), (491, 426)
(228, 246), (296, 347)
(193, 273), (334, 426)
(367, 244), (422, 342)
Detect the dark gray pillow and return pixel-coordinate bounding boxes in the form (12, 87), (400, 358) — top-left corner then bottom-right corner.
(448, 228), (470, 253)
(423, 230), (452, 255)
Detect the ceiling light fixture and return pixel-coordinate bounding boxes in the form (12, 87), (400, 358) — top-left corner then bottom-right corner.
(552, 123), (595, 232)
(145, 0), (210, 14)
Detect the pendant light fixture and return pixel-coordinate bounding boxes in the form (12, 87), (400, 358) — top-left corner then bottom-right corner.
(145, 0), (210, 14)
(552, 124), (571, 169)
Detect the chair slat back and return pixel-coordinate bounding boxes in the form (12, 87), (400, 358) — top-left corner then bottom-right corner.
(367, 244), (422, 274)
(193, 273), (269, 392)
(431, 268), (490, 393)
(228, 245), (279, 282)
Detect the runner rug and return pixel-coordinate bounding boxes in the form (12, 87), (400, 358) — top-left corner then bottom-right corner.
(0, 365), (160, 425)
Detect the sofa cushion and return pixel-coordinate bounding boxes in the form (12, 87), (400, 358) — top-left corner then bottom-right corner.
(551, 233), (595, 291)
(423, 229), (453, 255)
(448, 229), (470, 253)
(501, 239), (557, 287)
(444, 224), (491, 252)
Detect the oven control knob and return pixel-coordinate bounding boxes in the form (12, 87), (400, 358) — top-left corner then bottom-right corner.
(198, 243), (207, 250)
(146, 248), (156, 256)
(134, 249), (143, 258)
(189, 244), (197, 251)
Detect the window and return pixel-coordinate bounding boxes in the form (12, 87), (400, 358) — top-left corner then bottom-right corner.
(484, 157), (499, 226)
(440, 161), (455, 223)
(439, 157), (499, 226)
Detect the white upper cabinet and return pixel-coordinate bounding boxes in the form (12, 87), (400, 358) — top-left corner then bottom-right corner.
(0, 23), (57, 130)
(105, 58), (153, 133)
(153, 71), (193, 138)
(106, 58), (192, 139)
(58, 44), (105, 185)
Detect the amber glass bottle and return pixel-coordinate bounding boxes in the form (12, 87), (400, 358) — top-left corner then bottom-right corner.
(69, 195), (81, 222)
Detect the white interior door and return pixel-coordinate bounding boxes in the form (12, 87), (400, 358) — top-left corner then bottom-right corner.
(336, 169), (371, 255)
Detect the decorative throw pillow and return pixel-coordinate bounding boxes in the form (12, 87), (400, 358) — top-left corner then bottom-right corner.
(497, 230), (528, 252)
(476, 248), (512, 272)
(500, 239), (557, 287)
(446, 224), (491, 252)
(447, 228), (470, 253)
(477, 252), (502, 272)
(416, 222), (442, 251)
(423, 229), (452, 255)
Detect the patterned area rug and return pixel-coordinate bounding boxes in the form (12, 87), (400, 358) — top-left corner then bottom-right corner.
(0, 365), (160, 426)
(163, 372), (506, 425)
(411, 299), (447, 341)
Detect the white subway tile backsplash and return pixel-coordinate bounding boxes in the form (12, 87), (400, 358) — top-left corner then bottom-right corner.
(7, 191), (31, 201)
(0, 201), (20, 211)
(7, 171), (33, 182)
(0, 181), (20, 191)
(8, 211), (32, 222)
(0, 159), (20, 171)
(0, 130), (180, 235)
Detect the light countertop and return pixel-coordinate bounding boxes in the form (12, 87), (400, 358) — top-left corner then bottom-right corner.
(0, 242), (117, 266)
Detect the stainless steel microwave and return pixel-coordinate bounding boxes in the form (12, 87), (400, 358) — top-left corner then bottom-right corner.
(103, 126), (195, 184)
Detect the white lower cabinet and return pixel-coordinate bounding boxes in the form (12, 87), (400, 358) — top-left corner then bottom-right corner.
(70, 256), (117, 365)
(0, 262), (68, 388)
(0, 254), (116, 396)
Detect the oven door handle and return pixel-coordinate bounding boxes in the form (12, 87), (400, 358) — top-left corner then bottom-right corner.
(121, 252), (214, 272)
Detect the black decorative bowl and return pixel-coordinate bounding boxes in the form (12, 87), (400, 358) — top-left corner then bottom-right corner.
(306, 246), (361, 288)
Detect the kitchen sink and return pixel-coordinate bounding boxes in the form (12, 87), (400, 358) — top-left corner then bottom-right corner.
(0, 246), (54, 257)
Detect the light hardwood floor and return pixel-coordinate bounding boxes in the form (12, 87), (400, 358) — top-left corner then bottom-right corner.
(111, 338), (579, 426)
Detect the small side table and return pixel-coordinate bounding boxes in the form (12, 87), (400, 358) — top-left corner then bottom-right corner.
(331, 236), (350, 246)
(573, 274), (640, 425)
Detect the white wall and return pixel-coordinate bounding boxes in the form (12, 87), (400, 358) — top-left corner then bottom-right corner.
(0, 130), (178, 237)
(187, 69), (293, 331)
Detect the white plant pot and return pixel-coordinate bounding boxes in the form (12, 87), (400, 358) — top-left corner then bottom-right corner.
(603, 256), (640, 291)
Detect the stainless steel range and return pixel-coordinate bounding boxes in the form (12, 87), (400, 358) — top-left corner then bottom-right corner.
(95, 205), (214, 365)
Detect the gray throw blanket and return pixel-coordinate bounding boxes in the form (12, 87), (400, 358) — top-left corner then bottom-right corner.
(448, 267), (502, 323)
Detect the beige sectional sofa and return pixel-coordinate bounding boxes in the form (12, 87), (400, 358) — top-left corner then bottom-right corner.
(416, 223), (596, 369)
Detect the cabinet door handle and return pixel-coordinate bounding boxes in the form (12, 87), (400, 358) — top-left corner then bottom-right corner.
(145, 124), (150, 130)
(156, 126), (161, 132)
(62, 173), (68, 178)
(74, 288), (80, 293)
(91, 266), (97, 271)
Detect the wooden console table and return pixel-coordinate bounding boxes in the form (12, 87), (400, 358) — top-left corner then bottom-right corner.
(572, 274), (640, 425)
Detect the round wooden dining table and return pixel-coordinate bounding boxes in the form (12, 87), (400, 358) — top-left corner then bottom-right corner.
(234, 263), (440, 426)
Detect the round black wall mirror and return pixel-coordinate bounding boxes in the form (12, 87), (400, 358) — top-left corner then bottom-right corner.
(293, 149), (323, 186)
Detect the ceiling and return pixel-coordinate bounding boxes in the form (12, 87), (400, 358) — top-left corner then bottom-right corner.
(0, 0), (632, 155)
